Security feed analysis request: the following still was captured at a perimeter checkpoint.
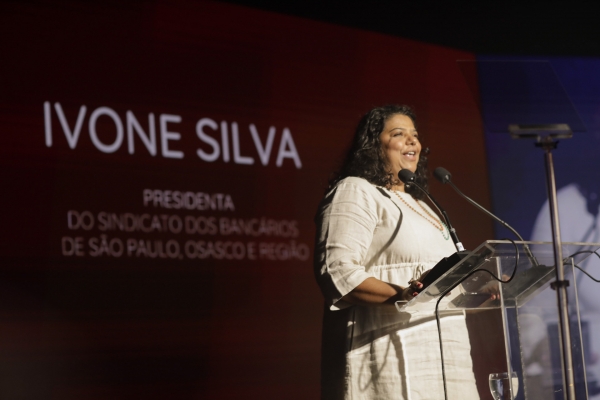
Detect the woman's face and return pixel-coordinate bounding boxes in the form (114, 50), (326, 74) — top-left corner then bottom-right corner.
(379, 113), (421, 178)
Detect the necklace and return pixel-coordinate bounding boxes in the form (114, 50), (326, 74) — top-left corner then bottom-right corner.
(393, 190), (450, 240)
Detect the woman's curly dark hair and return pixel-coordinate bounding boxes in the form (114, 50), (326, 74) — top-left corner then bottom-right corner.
(329, 104), (429, 200)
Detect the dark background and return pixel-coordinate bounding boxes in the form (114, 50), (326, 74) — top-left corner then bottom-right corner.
(224, 0), (600, 56)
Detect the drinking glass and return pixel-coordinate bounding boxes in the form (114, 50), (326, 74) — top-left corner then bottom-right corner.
(489, 372), (519, 400)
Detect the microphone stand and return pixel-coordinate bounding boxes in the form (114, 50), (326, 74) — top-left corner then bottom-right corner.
(538, 136), (576, 400)
(398, 169), (465, 252)
(510, 124), (576, 400)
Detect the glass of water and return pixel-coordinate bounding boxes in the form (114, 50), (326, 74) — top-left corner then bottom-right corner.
(489, 372), (519, 400)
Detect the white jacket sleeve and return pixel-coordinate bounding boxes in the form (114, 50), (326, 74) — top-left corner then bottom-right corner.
(314, 179), (379, 310)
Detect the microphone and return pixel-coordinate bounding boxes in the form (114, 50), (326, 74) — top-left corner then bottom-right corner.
(433, 167), (540, 267)
(433, 167), (451, 184)
(397, 169), (469, 291)
(398, 169), (465, 252)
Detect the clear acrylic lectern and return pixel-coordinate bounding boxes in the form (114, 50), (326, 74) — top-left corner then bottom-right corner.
(397, 240), (600, 400)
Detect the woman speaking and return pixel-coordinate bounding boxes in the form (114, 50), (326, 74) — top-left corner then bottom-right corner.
(314, 105), (478, 399)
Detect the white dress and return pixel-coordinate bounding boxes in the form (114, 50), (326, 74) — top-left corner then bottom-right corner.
(314, 177), (479, 400)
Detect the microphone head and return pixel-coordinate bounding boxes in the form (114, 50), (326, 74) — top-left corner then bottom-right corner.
(398, 169), (416, 184)
(433, 167), (452, 184)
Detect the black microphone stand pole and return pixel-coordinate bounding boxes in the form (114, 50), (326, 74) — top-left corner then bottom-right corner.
(512, 124), (576, 400)
(540, 137), (576, 400)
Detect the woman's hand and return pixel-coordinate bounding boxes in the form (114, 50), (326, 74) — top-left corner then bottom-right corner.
(400, 270), (451, 300)
(400, 279), (423, 301)
(342, 277), (422, 306)
(477, 276), (507, 301)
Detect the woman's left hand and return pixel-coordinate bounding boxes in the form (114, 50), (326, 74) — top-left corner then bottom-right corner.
(401, 278), (424, 301)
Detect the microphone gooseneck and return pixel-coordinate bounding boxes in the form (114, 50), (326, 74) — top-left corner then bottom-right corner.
(433, 167), (540, 267)
(398, 169), (465, 252)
